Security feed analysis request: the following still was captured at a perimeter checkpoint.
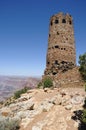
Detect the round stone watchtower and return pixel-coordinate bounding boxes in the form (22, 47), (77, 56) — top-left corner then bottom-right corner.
(44, 12), (76, 75)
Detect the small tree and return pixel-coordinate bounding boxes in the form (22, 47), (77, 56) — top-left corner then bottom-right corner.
(78, 53), (86, 81)
(43, 78), (53, 88)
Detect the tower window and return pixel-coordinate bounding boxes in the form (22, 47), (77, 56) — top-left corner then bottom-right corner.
(64, 48), (66, 50)
(62, 19), (66, 23)
(53, 72), (57, 75)
(55, 60), (58, 65)
(55, 45), (59, 48)
(55, 19), (59, 24)
(47, 61), (50, 64)
(61, 61), (67, 64)
(69, 21), (72, 25)
(51, 21), (53, 26)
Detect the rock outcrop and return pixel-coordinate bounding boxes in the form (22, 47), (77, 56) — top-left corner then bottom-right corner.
(0, 87), (85, 130)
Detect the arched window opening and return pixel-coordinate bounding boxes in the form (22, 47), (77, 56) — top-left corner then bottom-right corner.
(62, 19), (66, 23)
(55, 19), (59, 24)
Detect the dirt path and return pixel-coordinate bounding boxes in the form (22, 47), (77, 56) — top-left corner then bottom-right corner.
(20, 87), (85, 130)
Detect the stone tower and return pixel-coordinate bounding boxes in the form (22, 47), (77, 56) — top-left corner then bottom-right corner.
(44, 12), (76, 75)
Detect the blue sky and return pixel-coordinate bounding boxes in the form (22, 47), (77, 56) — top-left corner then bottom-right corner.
(0, 0), (86, 76)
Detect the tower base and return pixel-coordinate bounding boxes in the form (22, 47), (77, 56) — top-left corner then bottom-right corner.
(43, 66), (84, 88)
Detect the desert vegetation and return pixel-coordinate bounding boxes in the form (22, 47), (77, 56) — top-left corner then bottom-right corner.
(79, 52), (86, 81)
(37, 77), (53, 89)
(0, 117), (20, 130)
(71, 53), (86, 129)
(14, 87), (28, 99)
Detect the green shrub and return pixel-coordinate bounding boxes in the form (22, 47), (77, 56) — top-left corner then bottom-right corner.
(43, 78), (53, 88)
(83, 84), (86, 108)
(83, 98), (86, 109)
(37, 82), (43, 88)
(0, 117), (20, 130)
(14, 87), (28, 99)
(79, 53), (86, 81)
(82, 109), (86, 124)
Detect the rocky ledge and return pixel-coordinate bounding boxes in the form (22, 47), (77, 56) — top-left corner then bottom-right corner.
(0, 87), (85, 130)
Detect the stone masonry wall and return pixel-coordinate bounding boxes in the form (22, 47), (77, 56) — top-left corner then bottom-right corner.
(43, 67), (84, 88)
(44, 12), (76, 75)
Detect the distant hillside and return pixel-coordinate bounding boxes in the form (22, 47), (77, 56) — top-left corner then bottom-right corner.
(0, 76), (40, 102)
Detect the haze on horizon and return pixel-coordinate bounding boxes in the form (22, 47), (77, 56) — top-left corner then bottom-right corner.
(0, 0), (86, 76)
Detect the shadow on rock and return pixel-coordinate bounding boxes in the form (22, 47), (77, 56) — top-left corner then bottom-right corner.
(71, 110), (86, 130)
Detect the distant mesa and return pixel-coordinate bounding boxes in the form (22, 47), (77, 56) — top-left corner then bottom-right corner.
(0, 76), (40, 102)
